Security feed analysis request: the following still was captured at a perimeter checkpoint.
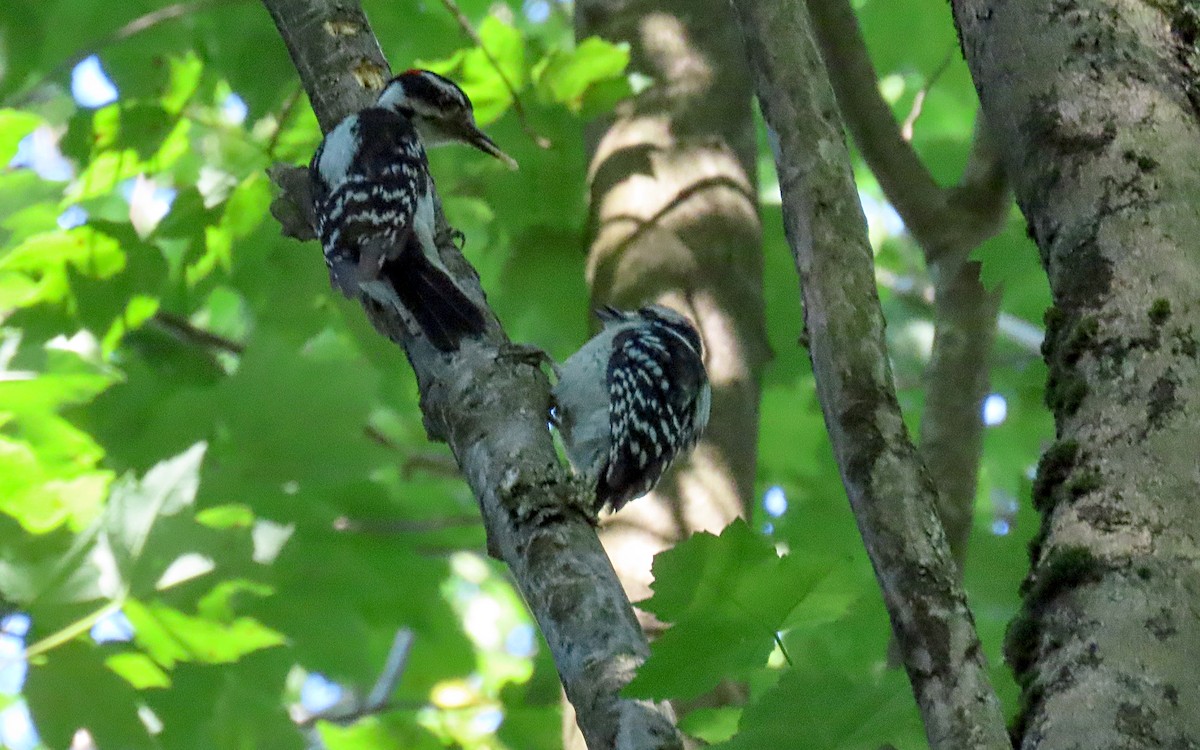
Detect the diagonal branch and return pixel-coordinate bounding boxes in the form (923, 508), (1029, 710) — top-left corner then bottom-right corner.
(807, 0), (1009, 576)
(806, 0), (1009, 266)
(259, 1), (681, 747)
(728, 0), (1010, 747)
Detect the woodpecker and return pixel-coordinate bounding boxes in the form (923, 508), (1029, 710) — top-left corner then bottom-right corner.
(551, 305), (711, 513)
(309, 69), (515, 350)
(377, 69), (518, 169)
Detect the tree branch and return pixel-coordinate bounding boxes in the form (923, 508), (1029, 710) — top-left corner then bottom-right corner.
(808, 0), (1009, 578)
(259, 1), (681, 746)
(806, 0), (1009, 265)
(953, 0), (1200, 743)
(728, 0), (1010, 747)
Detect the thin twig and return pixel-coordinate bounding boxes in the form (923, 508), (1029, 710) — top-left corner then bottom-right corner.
(900, 46), (955, 142)
(436, 0), (552, 149)
(332, 515), (481, 534)
(7, 0), (245, 107)
(152, 310), (245, 355)
(266, 84), (307, 159)
(293, 629), (415, 729)
(362, 426), (463, 477)
(730, 0), (1010, 745)
(366, 629), (414, 709)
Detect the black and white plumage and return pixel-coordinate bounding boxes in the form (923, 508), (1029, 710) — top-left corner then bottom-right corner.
(308, 70), (514, 350)
(377, 69), (518, 169)
(551, 305), (711, 513)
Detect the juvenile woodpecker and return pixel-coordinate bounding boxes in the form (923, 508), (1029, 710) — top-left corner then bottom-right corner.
(309, 70), (515, 350)
(552, 305), (711, 513)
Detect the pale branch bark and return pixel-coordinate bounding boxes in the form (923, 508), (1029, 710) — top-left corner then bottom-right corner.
(918, 261), (999, 567)
(952, 1), (1200, 747)
(728, 1), (1010, 748)
(571, 0), (767, 744)
(260, 1), (682, 746)
(808, 0), (1010, 573)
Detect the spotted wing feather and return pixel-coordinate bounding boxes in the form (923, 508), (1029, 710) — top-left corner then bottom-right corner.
(596, 324), (707, 512)
(309, 107), (483, 350)
(310, 107), (430, 293)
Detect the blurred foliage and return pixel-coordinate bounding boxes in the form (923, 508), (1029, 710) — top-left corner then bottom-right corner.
(0, 0), (1050, 748)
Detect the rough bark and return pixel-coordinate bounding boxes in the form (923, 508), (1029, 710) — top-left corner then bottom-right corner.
(574, 0), (767, 566)
(569, 0), (768, 743)
(951, 1), (1200, 746)
(260, 1), (682, 747)
(728, 0), (1011, 748)
(807, 0), (1010, 571)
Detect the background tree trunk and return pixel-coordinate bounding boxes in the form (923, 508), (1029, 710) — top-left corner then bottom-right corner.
(953, 1), (1200, 746)
(566, 0), (769, 744)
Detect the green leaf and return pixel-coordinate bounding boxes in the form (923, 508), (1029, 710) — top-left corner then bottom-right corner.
(625, 520), (832, 699)
(0, 436), (111, 532)
(104, 442), (206, 571)
(630, 618), (774, 701)
(714, 666), (923, 750)
(162, 53), (204, 115)
(641, 519), (828, 627)
(106, 650), (172, 689)
(536, 37), (630, 111)
(477, 16), (526, 90)
(125, 598), (285, 667)
(680, 707), (742, 745)
(0, 227), (126, 308)
(0, 109), (42, 164)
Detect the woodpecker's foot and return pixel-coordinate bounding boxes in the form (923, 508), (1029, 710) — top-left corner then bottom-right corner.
(498, 342), (556, 372)
(569, 476), (601, 525)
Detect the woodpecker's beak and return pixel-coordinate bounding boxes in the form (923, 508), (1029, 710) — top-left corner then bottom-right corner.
(461, 123), (518, 170)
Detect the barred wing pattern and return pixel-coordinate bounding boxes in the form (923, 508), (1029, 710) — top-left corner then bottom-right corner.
(310, 107), (429, 296)
(597, 323), (708, 512)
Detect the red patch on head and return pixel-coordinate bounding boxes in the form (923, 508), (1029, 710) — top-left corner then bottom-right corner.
(403, 68), (422, 76)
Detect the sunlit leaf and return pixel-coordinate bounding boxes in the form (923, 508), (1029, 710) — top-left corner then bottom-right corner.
(535, 37), (630, 111)
(106, 651), (172, 689)
(124, 598), (284, 667)
(0, 109), (42, 164)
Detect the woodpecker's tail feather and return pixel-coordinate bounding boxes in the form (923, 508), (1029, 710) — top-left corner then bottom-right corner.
(375, 236), (487, 351)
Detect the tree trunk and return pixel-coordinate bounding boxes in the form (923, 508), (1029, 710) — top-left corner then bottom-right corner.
(567, 0), (769, 744)
(728, 0), (1011, 746)
(952, 1), (1200, 746)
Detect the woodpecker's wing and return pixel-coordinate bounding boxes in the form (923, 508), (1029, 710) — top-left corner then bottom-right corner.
(310, 108), (430, 273)
(597, 324), (708, 511)
(308, 108), (484, 349)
